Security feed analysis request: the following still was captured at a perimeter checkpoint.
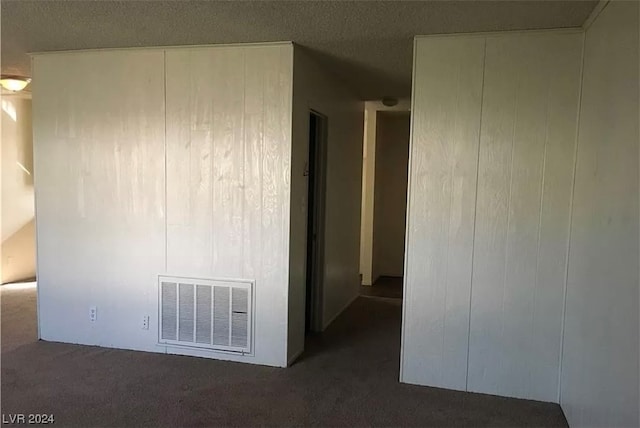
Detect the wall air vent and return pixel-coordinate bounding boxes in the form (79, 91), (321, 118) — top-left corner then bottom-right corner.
(158, 276), (253, 354)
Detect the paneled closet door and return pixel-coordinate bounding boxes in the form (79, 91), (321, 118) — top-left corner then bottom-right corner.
(402, 36), (485, 391)
(467, 32), (583, 402)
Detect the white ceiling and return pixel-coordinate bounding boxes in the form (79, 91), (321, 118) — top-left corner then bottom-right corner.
(1, 0), (597, 99)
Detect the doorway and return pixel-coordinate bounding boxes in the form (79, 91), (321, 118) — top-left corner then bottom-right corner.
(305, 111), (327, 334)
(1, 93), (36, 287)
(360, 109), (410, 299)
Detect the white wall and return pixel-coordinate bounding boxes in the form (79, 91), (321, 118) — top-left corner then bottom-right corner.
(359, 99), (411, 286)
(288, 47), (364, 361)
(402, 30), (583, 402)
(560, 2), (639, 426)
(33, 43), (294, 368)
(372, 112), (410, 280)
(1, 95), (36, 284)
(33, 49), (167, 356)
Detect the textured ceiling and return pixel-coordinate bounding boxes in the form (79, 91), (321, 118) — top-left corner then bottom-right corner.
(1, 0), (597, 99)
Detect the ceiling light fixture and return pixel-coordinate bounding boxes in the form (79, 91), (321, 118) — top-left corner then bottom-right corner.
(382, 97), (398, 107)
(0, 76), (31, 92)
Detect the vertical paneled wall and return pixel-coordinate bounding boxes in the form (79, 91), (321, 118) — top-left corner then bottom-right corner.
(561, 2), (639, 426)
(165, 45), (293, 366)
(33, 44), (294, 368)
(33, 50), (167, 350)
(402, 31), (583, 402)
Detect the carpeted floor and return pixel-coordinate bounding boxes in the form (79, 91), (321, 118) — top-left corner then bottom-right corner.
(1, 285), (568, 427)
(360, 276), (404, 299)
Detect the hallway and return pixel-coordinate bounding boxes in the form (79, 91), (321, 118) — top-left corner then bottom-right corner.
(1, 286), (567, 427)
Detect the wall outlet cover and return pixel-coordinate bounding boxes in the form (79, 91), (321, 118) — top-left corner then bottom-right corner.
(142, 315), (150, 330)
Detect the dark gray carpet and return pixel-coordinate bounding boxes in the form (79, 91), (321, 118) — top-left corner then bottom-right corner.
(1, 286), (568, 427)
(360, 276), (404, 299)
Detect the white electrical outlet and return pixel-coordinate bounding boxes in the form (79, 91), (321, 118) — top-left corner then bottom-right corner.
(142, 315), (150, 330)
(89, 306), (97, 322)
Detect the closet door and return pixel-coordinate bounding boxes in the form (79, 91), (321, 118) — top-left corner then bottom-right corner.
(467, 31), (582, 402)
(402, 36), (485, 391)
(402, 31), (582, 401)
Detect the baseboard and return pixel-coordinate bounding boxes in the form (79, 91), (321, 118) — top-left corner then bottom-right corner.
(1, 276), (37, 286)
(322, 291), (359, 331)
(287, 348), (304, 366)
(360, 295), (402, 304)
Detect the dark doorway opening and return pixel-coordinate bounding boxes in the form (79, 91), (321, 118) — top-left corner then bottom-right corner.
(305, 111), (327, 334)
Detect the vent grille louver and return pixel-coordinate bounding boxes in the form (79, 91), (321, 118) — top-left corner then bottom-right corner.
(161, 282), (177, 341)
(159, 276), (253, 354)
(195, 285), (212, 344)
